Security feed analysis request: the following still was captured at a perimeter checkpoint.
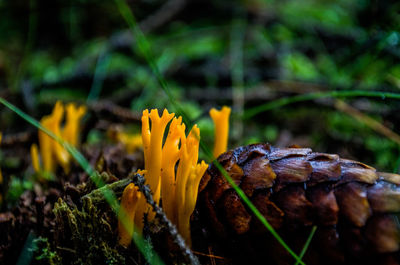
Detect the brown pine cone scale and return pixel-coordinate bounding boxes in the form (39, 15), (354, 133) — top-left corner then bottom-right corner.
(197, 143), (400, 265)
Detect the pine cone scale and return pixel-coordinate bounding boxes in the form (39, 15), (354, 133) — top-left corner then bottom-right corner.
(270, 157), (313, 186)
(368, 182), (400, 212)
(334, 182), (372, 227)
(338, 159), (378, 184)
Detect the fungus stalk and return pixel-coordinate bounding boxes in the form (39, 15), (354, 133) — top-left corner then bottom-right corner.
(118, 183), (141, 247)
(175, 126), (208, 246)
(161, 116), (185, 224)
(210, 106), (231, 158)
(180, 160), (208, 246)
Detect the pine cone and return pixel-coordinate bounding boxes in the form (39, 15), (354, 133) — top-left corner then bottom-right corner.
(197, 143), (400, 265)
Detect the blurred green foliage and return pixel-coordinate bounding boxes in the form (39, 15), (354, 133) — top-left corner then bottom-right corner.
(6, 176), (33, 203)
(1, 0), (400, 172)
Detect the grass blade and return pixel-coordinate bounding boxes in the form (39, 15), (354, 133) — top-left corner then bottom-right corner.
(16, 232), (35, 265)
(295, 226), (317, 265)
(113, 0), (193, 128)
(12, 0), (37, 92)
(243, 90), (400, 119)
(87, 48), (110, 102)
(334, 99), (400, 145)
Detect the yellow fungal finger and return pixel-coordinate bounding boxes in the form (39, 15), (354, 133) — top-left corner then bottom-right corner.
(187, 125), (200, 166)
(147, 109), (174, 203)
(135, 109), (175, 229)
(176, 126), (201, 235)
(180, 161), (208, 247)
(161, 116), (185, 224)
(30, 144), (41, 173)
(39, 117), (55, 173)
(49, 102), (70, 173)
(175, 141), (193, 222)
(62, 103), (86, 147)
(141, 109), (151, 165)
(190, 160), (209, 209)
(210, 106), (231, 158)
(118, 183), (141, 247)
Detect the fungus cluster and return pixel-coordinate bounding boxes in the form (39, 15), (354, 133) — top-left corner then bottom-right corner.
(118, 109), (208, 247)
(30, 101), (86, 175)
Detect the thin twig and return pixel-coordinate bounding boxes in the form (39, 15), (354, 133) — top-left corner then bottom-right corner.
(132, 173), (200, 265)
(230, 18), (245, 142)
(192, 250), (226, 260)
(335, 99), (400, 145)
(88, 100), (142, 122)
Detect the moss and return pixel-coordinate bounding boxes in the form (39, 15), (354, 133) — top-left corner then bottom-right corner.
(32, 237), (62, 265)
(52, 196), (125, 265)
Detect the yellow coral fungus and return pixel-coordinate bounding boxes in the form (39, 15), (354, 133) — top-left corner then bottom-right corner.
(120, 109), (208, 247)
(31, 101), (86, 175)
(210, 106), (231, 158)
(118, 183), (141, 247)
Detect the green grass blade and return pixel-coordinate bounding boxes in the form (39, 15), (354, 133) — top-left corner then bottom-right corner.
(113, 0), (193, 128)
(112, 2), (306, 263)
(16, 232), (35, 265)
(12, 0), (37, 92)
(0, 97), (165, 265)
(87, 49), (110, 102)
(243, 90), (400, 119)
(295, 226), (317, 265)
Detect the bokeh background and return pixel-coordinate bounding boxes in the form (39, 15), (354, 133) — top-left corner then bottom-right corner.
(1, 0), (400, 174)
